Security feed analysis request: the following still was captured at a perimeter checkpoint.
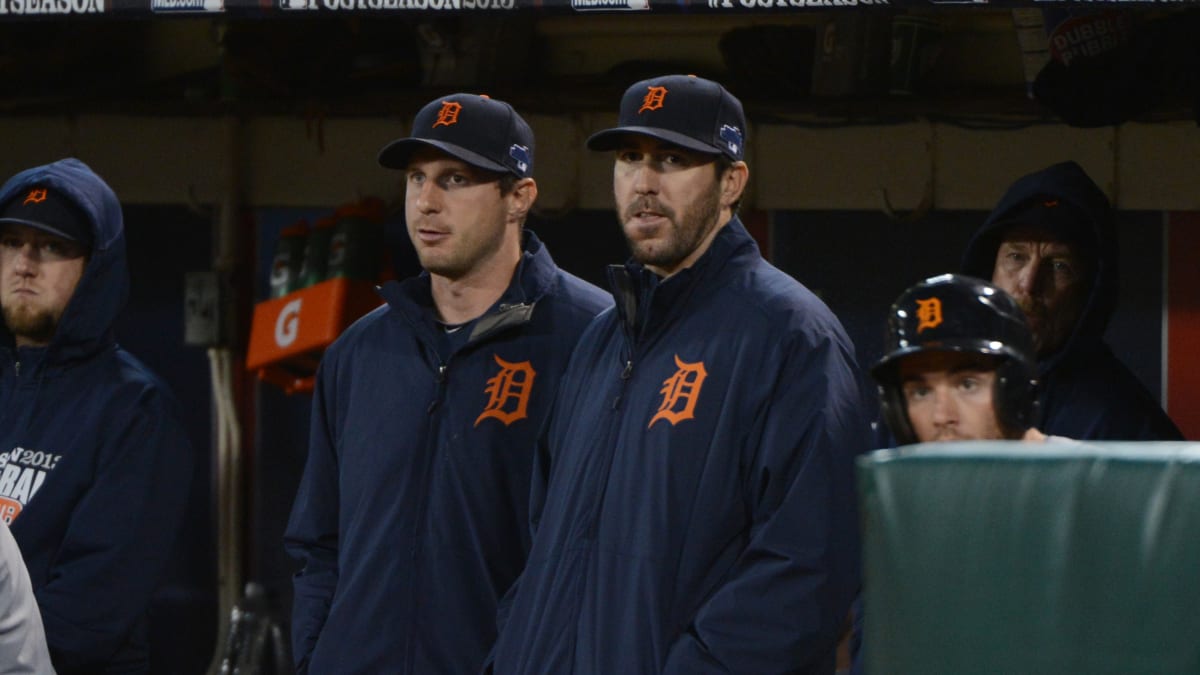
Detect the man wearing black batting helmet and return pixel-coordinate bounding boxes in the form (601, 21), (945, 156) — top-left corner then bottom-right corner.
(850, 274), (1068, 675)
(871, 273), (1049, 445)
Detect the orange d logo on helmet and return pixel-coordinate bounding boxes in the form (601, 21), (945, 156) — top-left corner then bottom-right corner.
(915, 297), (943, 333)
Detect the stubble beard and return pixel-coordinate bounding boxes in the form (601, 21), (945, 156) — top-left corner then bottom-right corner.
(3, 302), (58, 345)
(623, 186), (722, 271)
(414, 222), (511, 283)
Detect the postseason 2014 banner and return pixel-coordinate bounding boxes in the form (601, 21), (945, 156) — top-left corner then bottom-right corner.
(0, 0), (1192, 17)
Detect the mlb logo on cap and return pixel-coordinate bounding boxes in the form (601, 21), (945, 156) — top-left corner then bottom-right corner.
(586, 74), (747, 161)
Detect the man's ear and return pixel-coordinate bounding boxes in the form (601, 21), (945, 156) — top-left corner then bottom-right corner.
(508, 178), (538, 223)
(721, 162), (749, 210)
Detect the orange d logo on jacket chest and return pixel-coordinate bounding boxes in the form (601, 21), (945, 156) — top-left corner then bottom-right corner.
(475, 355), (537, 427)
(648, 355), (707, 429)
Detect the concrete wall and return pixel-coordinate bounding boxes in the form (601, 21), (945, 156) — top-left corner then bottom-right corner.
(1, 114), (1197, 211)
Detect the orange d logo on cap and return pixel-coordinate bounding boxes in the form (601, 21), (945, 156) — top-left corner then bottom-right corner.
(433, 101), (463, 128)
(638, 86), (668, 114)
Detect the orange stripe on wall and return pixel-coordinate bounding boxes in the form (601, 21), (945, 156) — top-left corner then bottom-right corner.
(1167, 212), (1200, 440)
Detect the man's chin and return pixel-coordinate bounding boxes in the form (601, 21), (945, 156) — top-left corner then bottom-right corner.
(3, 306), (58, 344)
(929, 432), (977, 443)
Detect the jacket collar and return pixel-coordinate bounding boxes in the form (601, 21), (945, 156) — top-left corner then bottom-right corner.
(608, 216), (758, 342)
(379, 230), (557, 346)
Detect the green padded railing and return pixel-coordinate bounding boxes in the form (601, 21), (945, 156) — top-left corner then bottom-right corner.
(859, 442), (1200, 675)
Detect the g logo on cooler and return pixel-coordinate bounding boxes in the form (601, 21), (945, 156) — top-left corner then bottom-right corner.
(275, 299), (302, 348)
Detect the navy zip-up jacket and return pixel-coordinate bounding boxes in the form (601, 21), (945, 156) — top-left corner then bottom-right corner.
(284, 232), (608, 674)
(962, 161), (1182, 441)
(490, 218), (869, 674)
(0, 158), (194, 673)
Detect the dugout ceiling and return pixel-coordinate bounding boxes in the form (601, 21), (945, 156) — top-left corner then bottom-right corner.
(0, 8), (1197, 125)
(0, 8), (1197, 210)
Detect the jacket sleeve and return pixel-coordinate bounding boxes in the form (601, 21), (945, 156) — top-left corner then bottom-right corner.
(283, 360), (341, 674)
(1043, 349), (1184, 442)
(661, 334), (868, 674)
(1070, 402), (1184, 441)
(0, 522), (53, 674)
(36, 386), (193, 673)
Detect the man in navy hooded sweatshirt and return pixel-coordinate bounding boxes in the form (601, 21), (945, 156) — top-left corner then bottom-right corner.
(962, 160), (1182, 441)
(0, 158), (194, 673)
(487, 75), (868, 675)
(284, 94), (609, 674)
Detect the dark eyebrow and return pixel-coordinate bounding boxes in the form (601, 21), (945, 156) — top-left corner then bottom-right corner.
(900, 363), (993, 383)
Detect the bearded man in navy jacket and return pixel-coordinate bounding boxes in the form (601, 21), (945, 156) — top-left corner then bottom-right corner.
(0, 158), (193, 673)
(487, 75), (869, 675)
(284, 94), (609, 674)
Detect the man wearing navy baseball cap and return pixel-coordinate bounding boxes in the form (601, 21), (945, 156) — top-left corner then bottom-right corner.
(286, 94), (608, 674)
(488, 75), (868, 675)
(0, 159), (194, 674)
(0, 187), (92, 347)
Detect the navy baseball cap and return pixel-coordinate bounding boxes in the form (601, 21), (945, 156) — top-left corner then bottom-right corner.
(994, 196), (1095, 250)
(378, 94), (534, 178)
(0, 186), (93, 248)
(586, 74), (746, 161)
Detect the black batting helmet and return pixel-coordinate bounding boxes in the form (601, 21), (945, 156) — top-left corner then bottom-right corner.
(871, 274), (1038, 444)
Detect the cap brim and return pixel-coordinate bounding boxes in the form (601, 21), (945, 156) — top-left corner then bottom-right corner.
(378, 138), (510, 174)
(989, 202), (1095, 248)
(586, 126), (723, 156)
(0, 217), (80, 242)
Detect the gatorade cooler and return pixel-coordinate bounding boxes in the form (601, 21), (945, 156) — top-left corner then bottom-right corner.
(268, 220), (309, 299)
(326, 197), (386, 283)
(246, 200), (388, 394)
(297, 215), (337, 289)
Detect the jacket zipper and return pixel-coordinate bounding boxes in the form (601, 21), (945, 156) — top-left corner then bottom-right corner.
(611, 359), (633, 410)
(427, 363), (447, 413)
(407, 357), (448, 672)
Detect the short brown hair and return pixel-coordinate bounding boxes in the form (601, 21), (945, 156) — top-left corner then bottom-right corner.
(715, 155), (742, 215)
(498, 173), (519, 197)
